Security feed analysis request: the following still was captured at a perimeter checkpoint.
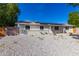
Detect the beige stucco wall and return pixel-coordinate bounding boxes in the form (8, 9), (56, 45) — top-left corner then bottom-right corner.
(30, 26), (40, 30)
(17, 24), (73, 34)
(18, 24), (51, 34)
(51, 26), (63, 33)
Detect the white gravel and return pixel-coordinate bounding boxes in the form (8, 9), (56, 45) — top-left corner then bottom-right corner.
(0, 33), (79, 56)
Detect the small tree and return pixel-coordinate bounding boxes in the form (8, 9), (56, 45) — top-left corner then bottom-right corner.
(6, 4), (20, 27)
(69, 3), (79, 7)
(0, 4), (7, 27)
(68, 3), (79, 27)
(68, 12), (79, 27)
(0, 3), (20, 27)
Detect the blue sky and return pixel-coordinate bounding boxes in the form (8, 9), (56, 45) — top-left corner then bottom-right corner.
(18, 3), (79, 24)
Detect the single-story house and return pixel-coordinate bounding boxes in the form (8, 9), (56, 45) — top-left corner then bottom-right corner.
(16, 21), (74, 34)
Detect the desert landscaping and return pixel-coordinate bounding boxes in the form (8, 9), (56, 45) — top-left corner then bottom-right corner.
(0, 3), (79, 56)
(0, 32), (78, 56)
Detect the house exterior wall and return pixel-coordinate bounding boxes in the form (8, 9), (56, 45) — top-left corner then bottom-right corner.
(65, 26), (74, 33)
(18, 24), (50, 30)
(18, 24), (26, 34)
(28, 25), (50, 35)
(18, 24), (52, 34)
(30, 25), (50, 31)
(44, 26), (50, 31)
(17, 23), (73, 34)
(51, 26), (63, 33)
(30, 26), (40, 30)
(18, 24), (25, 30)
(59, 26), (63, 33)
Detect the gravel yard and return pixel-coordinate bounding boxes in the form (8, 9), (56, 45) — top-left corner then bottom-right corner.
(0, 33), (79, 56)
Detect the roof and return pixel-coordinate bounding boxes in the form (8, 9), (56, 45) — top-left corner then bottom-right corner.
(63, 24), (74, 27)
(16, 21), (74, 27)
(16, 21), (31, 23)
(16, 21), (63, 25)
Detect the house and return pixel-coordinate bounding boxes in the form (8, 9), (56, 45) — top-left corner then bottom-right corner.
(16, 21), (74, 34)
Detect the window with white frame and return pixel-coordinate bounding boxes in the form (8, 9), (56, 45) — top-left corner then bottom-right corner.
(40, 26), (44, 30)
(25, 25), (30, 30)
(54, 26), (59, 30)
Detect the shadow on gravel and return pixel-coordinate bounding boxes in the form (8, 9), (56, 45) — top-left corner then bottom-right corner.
(72, 36), (79, 39)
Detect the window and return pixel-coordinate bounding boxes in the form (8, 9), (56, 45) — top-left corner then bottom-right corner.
(54, 26), (59, 30)
(40, 26), (44, 30)
(65, 27), (69, 30)
(25, 25), (30, 30)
